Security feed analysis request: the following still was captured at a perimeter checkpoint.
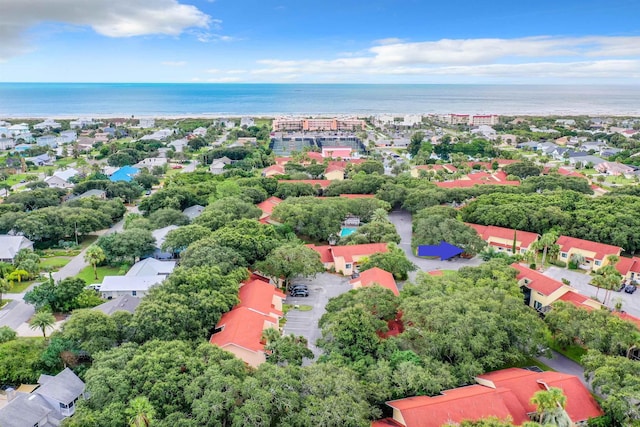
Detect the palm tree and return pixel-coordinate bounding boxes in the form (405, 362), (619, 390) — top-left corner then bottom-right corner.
(370, 208), (388, 223)
(126, 396), (156, 427)
(0, 278), (10, 306)
(7, 269), (29, 284)
(29, 310), (56, 339)
(538, 231), (559, 270)
(84, 245), (106, 280)
(569, 253), (585, 269)
(530, 387), (571, 427)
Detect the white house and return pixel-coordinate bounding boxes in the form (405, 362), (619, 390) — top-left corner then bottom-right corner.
(209, 156), (232, 175)
(138, 118), (155, 129)
(34, 119), (61, 130)
(168, 138), (188, 153)
(0, 368), (87, 425)
(58, 130), (78, 143)
(36, 135), (58, 148)
(99, 275), (166, 299)
(0, 138), (15, 150)
(70, 118), (94, 129)
(192, 127), (208, 137)
(8, 123), (30, 137)
(240, 117), (255, 127)
(126, 257), (176, 277)
(45, 168), (79, 188)
(0, 235), (34, 263)
(134, 157), (168, 169)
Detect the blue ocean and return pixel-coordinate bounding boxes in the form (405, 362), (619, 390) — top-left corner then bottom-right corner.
(0, 83), (639, 117)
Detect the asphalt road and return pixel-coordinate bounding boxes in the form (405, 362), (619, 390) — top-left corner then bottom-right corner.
(388, 210), (483, 281)
(282, 273), (351, 362)
(537, 350), (591, 391)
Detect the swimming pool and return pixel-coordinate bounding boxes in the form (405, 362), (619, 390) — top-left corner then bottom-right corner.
(340, 227), (358, 237)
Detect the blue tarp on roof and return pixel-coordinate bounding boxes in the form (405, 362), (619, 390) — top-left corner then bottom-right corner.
(109, 166), (140, 182)
(417, 241), (464, 260)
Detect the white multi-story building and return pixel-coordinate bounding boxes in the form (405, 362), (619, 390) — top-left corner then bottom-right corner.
(138, 118), (155, 129)
(34, 119), (61, 130)
(470, 115), (500, 126)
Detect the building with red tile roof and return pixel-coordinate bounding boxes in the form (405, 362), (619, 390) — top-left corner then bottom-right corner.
(350, 267), (399, 296)
(324, 163), (346, 180)
(278, 179), (332, 189)
(373, 368), (602, 427)
(410, 164), (457, 178)
(556, 235), (622, 271)
(511, 264), (602, 313)
(467, 223), (539, 255)
(209, 307), (278, 367)
(307, 243), (388, 276)
(209, 277), (286, 367)
(262, 164), (286, 177)
(434, 170), (521, 189)
(256, 196), (283, 223)
(615, 256), (640, 282)
(322, 147), (353, 159)
(557, 167), (587, 179)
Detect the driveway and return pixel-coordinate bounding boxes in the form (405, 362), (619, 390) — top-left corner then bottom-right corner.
(282, 272), (352, 361)
(537, 350), (591, 391)
(543, 266), (640, 317)
(388, 210), (483, 281)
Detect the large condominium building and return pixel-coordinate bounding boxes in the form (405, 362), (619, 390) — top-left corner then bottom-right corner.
(272, 117), (365, 132)
(443, 114), (500, 126)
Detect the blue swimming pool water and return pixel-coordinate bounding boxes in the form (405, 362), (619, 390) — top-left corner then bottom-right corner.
(340, 227), (357, 237)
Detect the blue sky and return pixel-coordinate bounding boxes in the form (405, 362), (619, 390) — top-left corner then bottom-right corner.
(1, 0), (639, 83)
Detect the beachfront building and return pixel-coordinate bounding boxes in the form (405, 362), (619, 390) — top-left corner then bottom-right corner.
(272, 117), (365, 132)
(470, 114), (500, 126)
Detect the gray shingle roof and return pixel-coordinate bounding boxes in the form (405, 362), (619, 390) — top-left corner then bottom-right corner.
(92, 295), (141, 315)
(0, 393), (53, 426)
(37, 368), (85, 404)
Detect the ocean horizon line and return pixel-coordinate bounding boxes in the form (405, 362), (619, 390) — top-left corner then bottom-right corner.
(2, 82), (640, 87)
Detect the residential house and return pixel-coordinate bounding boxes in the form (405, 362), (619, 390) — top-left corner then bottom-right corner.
(410, 164), (457, 178)
(615, 256), (640, 283)
(321, 147), (353, 159)
(0, 138), (15, 150)
(237, 137), (257, 146)
(466, 223), (539, 255)
(256, 196), (283, 224)
(76, 189), (107, 200)
(8, 123), (30, 137)
(567, 154), (605, 167)
(307, 243), (388, 276)
(595, 161), (634, 176)
(137, 118), (155, 128)
(99, 275), (166, 299)
(58, 130), (78, 143)
(109, 166), (140, 182)
(210, 156), (232, 175)
(372, 367), (602, 427)
(151, 225), (179, 259)
(168, 138), (188, 152)
(36, 135), (58, 148)
(0, 368), (87, 426)
(512, 263), (602, 313)
(0, 235), (34, 263)
(210, 278), (286, 367)
(70, 118), (94, 129)
(140, 129), (173, 141)
(93, 295), (141, 315)
(26, 153), (53, 166)
(44, 168), (79, 189)
(600, 147), (622, 158)
(435, 171), (520, 189)
(192, 127), (208, 137)
(278, 179), (332, 190)
(350, 267), (399, 296)
(556, 235), (622, 271)
(134, 157), (167, 169)
(34, 119), (61, 130)
(324, 163), (346, 180)
(470, 125), (497, 140)
(262, 164), (286, 177)
(126, 257), (176, 277)
(240, 117), (255, 127)
(183, 204), (205, 221)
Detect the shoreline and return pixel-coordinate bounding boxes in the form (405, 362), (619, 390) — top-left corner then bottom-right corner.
(3, 112), (640, 120)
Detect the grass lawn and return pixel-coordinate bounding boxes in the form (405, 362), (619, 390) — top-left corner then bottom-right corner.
(550, 342), (587, 364)
(9, 279), (36, 293)
(0, 299), (11, 309)
(76, 265), (125, 284)
(605, 175), (636, 185)
(503, 357), (555, 372)
(39, 256), (73, 272)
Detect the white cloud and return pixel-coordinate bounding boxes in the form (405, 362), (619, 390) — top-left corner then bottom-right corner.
(0, 0), (211, 60)
(162, 61), (187, 66)
(248, 35), (640, 82)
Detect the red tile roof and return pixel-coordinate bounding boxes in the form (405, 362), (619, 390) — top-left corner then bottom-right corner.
(511, 264), (565, 296)
(209, 307), (277, 352)
(558, 290), (597, 311)
(350, 267), (399, 296)
(556, 235), (622, 260)
(330, 243), (388, 263)
(238, 279), (286, 317)
(387, 385), (526, 427)
(427, 270), (444, 276)
(278, 179), (332, 188)
(612, 311), (640, 330)
(467, 223), (539, 250)
(256, 196), (283, 216)
(325, 164), (345, 173)
(306, 244), (334, 263)
(557, 168), (587, 179)
(615, 256), (640, 276)
(274, 157), (290, 165)
(413, 164), (457, 173)
(477, 368), (603, 423)
(307, 243), (388, 264)
(263, 164), (285, 175)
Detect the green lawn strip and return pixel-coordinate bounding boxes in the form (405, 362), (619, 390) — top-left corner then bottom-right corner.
(0, 299), (11, 309)
(9, 280), (36, 293)
(75, 265), (125, 284)
(502, 357), (555, 372)
(39, 256), (73, 271)
(549, 341), (587, 364)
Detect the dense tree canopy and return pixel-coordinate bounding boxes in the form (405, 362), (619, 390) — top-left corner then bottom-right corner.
(413, 206), (486, 256)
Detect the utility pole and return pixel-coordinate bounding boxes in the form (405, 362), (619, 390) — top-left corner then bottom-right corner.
(75, 221), (78, 246)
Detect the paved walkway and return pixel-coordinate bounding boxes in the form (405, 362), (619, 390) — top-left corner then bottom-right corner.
(388, 210), (483, 282)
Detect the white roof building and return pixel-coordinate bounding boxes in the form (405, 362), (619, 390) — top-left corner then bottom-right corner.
(0, 235), (34, 263)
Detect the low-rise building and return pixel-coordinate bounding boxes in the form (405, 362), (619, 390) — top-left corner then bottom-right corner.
(307, 243), (388, 276)
(92, 295), (141, 315)
(556, 235), (622, 271)
(466, 223), (539, 255)
(183, 205), (205, 221)
(350, 267), (398, 295)
(0, 235), (34, 263)
(256, 196), (283, 224)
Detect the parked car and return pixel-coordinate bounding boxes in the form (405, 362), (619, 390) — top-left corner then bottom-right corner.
(615, 281), (627, 292)
(288, 283), (308, 292)
(624, 284), (637, 294)
(290, 288), (309, 297)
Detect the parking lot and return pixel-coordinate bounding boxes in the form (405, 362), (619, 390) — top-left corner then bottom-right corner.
(543, 266), (640, 317)
(282, 272), (352, 361)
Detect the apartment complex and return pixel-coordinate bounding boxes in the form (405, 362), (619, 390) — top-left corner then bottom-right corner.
(442, 114), (500, 126)
(272, 117), (365, 132)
